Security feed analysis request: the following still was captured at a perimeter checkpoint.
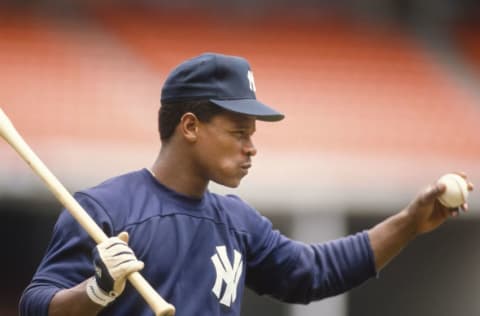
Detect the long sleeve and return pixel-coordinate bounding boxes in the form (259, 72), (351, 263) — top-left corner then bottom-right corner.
(19, 284), (59, 315)
(245, 211), (376, 303)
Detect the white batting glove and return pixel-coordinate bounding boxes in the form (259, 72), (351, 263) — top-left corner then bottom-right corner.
(86, 232), (144, 306)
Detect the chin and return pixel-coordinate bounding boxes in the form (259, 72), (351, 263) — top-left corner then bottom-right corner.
(222, 181), (241, 188)
(213, 177), (243, 188)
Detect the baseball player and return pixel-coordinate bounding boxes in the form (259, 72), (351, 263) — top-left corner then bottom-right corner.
(20, 53), (473, 316)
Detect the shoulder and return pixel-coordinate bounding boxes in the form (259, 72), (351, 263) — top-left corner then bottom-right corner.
(72, 169), (153, 232)
(76, 169), (146, 211)
(208, 192), (257, 217)
(80, 169), (147, 199)
(207, 192), (273, 234)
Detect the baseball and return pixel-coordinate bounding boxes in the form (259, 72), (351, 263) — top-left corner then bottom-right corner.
(437, 173), (469, 208)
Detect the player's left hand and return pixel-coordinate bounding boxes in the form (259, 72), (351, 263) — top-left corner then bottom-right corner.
(405, 173), (474, 235)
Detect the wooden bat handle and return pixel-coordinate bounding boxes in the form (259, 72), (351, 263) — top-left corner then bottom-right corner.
(0, 108), (175, 316)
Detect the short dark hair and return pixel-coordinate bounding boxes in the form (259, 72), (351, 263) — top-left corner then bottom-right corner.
(158, 100), (226, 142)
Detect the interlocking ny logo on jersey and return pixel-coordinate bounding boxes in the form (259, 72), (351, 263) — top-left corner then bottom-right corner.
(211, 246), (243, 307)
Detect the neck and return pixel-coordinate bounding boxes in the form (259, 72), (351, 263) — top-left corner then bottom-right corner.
(150, 148), (208, 199)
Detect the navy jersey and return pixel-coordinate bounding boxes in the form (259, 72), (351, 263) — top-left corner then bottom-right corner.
(20, 169), (376, 315)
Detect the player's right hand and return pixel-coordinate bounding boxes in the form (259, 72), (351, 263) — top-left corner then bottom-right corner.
(86, 232), (144, 306)
(405, 173), (473, 235)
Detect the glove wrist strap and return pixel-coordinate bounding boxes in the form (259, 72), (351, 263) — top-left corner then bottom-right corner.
(86, 277), (116, 307)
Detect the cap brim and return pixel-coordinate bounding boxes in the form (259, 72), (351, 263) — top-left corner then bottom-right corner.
(210, 99), (284, 122)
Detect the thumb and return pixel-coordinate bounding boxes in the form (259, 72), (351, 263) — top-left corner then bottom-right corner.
(117, 231), (129, 243)
(420, 183), (446, 205)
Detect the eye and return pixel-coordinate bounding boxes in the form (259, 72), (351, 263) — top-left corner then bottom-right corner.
(233, 131), (245, 138)
(229, 126), (255, 140)
(231, 130), (247, 139)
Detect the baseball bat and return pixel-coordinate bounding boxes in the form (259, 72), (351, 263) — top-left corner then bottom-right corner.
(0, 108), (175, 316)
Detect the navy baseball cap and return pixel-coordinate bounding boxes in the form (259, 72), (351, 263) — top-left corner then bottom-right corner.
(161, 53), (284, 121)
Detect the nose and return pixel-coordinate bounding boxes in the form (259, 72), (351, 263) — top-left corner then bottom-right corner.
(244, 139), (257, 157)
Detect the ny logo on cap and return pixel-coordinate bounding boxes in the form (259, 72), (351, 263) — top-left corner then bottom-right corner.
(247, 70), (256, 92)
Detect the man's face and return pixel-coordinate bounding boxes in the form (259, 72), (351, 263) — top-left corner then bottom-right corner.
(195, 112), (257, 188)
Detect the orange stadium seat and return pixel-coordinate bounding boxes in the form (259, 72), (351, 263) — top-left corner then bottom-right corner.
(0, 11), (159, 146)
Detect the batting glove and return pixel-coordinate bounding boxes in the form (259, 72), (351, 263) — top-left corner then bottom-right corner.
(86, 232), (144, 306)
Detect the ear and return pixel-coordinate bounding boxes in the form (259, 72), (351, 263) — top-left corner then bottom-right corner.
(179, 112), (199, 142)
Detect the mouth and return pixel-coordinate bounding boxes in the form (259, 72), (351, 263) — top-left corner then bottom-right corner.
(240, 162), (252, 172)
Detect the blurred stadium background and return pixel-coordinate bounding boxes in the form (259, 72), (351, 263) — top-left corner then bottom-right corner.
(1, 0), (480, 315)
